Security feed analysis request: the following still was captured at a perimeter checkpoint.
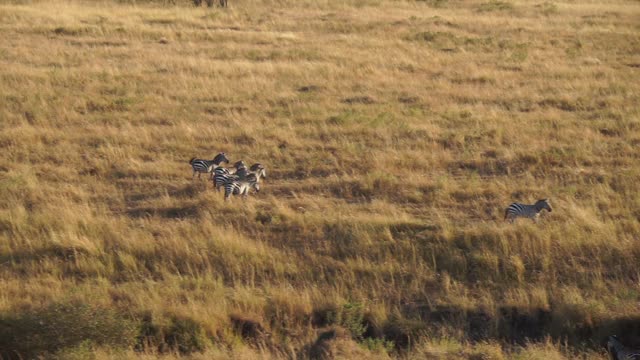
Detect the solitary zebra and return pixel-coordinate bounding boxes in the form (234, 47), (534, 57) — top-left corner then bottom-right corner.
(189, 153), (229, 180)
(608, 335), (640, 360)
(213, 161), (247, 190)
(224, 174), (260, 201)
(504, 199), (552, 223)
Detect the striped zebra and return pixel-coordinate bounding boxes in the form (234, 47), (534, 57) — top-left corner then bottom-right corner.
(249, 163), (267, 181)
(214, 160), (246, 176)
(213, 161), (247, 190)
(608, 335), (640, 360)
(224, 173), (260, 201)
(504, 199), (552, 223)
(189, 153), (229, 180)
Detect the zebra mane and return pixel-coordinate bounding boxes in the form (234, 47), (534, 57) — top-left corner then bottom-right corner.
(212, 153), (229, 165)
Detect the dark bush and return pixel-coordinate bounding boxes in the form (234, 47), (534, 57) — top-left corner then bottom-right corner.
(165, 316), (210, 354)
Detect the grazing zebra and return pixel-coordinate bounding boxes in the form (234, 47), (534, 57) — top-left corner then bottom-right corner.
(189, 153), (229, 180)
(213, 161), (247, 190)
(608, 335), (640, 360)
(224, 174), (260, 201)
(504, 199), (552, 223)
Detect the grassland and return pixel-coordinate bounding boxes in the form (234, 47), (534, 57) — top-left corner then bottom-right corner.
(0, 0), (639, 358)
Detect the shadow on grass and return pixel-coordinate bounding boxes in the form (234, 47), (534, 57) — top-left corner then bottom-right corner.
(0, 302), (137, 359)
(311, 302), (640, 354)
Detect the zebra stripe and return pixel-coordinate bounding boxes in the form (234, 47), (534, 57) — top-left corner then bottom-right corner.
(608, 336), (640, 360)
(214, 172), (239, 190)
(224, 175), (260, 201)
(213, 162), (247, 190)
(189, 153), (229, 179)
(504, 199), (552, 223)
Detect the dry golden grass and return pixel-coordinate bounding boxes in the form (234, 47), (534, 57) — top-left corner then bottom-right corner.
(1, 0), (639, 358)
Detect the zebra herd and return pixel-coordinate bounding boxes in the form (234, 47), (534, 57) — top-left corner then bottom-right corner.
(189, 152), (264, 201)
(189, 153), (553, 221)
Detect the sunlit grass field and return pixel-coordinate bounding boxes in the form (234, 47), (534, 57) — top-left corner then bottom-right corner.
(1, 0), (639, 358)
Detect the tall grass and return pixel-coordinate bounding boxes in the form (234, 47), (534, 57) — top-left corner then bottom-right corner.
(0, 0), (639, 358)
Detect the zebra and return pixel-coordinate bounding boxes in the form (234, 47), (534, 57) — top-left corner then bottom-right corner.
(504, 199), (552, 223)
(249, 163), (267, 181)
(213, 161), (247, 190)
(214, 160), (246, 176)
(241, 163), (266, 194)
(224, 174), (260, 201)
(189, 152), (229, 180)
(608, 335), (640, 360)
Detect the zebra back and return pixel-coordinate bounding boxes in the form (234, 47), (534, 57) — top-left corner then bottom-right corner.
(224, 176), (259, 200)
(214, 172), (238, 189)
(191, 158), (215, 174)
(504, 202), (538, 221)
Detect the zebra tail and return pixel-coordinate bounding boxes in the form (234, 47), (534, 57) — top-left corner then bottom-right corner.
(504, 209), (509, 221)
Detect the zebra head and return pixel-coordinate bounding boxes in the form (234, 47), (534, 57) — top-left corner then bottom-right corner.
(234, 160), (246, 169)
(250, 163), (266, 180)
(535, 199), (552, 212)
(212, 152), (230, 165)
(235, 166), (248, 178)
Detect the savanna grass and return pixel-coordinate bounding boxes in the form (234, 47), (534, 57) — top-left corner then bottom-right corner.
(0, 0), (639, 358)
